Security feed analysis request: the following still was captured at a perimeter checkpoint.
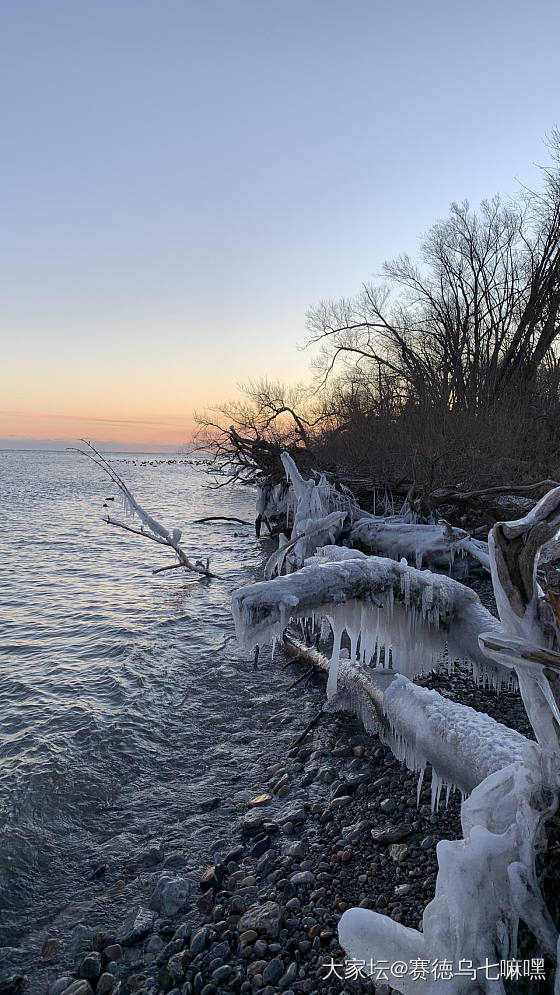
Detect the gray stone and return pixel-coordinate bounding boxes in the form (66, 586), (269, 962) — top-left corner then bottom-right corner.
(189, 928), (209, 955)
(241, 810), (266, 836)
(262, 957), (284, 985)
(209, 940), (229, 960)
(239, 929), (258, 945)
(79, 952), (102, 982)
(96, 976), (115, 995)
(59, 983), (93, 995)
(380, 798), (396, 814)
(370, 825), (412, 845)
(279, 962), (298, 987)
(290, 871), (314, 886)
(277, 804), (306, 825)
(102, 944), (122, 963)
(149, 875), (191, 916)
(211, 965), (232, 981)
(421, 835), (436, 849)
(49, 979), (73, 995)
(330, 795), (352, 808)
(165, 953), (186, 986)
(144, 935), (163, 955)
(238, 901), (282, 939)
(117, 907), (155, 947)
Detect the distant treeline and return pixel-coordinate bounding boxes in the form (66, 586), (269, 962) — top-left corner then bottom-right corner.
(197, 132), (560, 513)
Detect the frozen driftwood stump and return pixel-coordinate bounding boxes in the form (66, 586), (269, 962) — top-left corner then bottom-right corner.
(232, 457), (560, 993)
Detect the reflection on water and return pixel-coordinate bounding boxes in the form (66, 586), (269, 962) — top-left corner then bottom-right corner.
(0, 451), (290, 955)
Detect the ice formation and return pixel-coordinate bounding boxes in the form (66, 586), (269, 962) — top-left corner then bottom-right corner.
(232, 553), (503, 697)
(275, 452), (361, 571)
(74, 440), (214, 577)
(255, 478), (291, 528)
(350, 519), (490, 575)
(339, 744), (558, 995)
(337, 486), (560, 994)
(331, 667), (527, 798)
(234, 453), (560, 991)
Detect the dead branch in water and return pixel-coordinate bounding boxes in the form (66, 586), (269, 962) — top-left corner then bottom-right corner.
(193, 515), (251, 525)
(70, 440), (220, 579)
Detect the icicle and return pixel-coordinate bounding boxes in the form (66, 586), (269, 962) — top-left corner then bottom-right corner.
(416, 767), (424, 806)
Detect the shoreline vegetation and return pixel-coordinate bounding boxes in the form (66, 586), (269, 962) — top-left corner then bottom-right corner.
(6, 136), (560, 995)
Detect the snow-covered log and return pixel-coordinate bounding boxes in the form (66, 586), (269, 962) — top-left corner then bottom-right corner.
(334, 666), (527, 798)
(284, 630), (528, 800)
(350, 518), (490, 575)
(232, 553), (503, 694)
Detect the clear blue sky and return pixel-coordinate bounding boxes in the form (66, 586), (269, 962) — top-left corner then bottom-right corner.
(1, 0), (559, 447)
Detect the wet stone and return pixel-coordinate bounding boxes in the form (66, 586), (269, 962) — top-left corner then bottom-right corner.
(262, 958), (284, 985)
(79, 952), (102, 982)
(102, 944), (123, 963)
(380, 798), (396, 814)
(189, 928), (209, 955)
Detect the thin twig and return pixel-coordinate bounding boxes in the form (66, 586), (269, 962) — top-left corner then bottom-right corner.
(193, 516), (251, 526)
(286, 666), (316, 691)
(290, 710), (323, 748)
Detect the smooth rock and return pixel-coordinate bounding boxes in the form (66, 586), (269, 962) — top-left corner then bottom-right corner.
(102, 944), (122, 963)
(279, 962), (298, 987)
(262, 957), (284, 985)
(290, 871), (314, 886)
(380, 798), (396, 814)
(189, 928), (209, 955)
(370, 825), (412, 845)
(49, 979), (73, 995)
(79, 952), (102, 982)
(96, 976), (115, 995)
(59, 983), (93, 995)
(421, 835), (436, 849)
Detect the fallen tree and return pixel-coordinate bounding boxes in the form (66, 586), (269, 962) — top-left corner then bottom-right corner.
(232, 470), (560, 993)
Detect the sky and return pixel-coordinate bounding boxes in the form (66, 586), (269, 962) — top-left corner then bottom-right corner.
(1, 0), (559, 450)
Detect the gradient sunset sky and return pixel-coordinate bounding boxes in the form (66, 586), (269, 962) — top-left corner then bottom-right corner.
(2, 0), (559, 450)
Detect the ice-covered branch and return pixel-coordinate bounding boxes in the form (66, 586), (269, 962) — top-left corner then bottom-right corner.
(350, 518), (490, 575)
(232, 553), (503, 695)
(71, 440), (218, 579)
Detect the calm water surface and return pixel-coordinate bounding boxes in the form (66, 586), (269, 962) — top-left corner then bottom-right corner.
(0, 450), (306, 973)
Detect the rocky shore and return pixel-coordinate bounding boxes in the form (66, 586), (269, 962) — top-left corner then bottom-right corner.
(11, 640), (533, 995)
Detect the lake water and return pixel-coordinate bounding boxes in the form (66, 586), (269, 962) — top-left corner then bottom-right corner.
(0, 450), (314, 977)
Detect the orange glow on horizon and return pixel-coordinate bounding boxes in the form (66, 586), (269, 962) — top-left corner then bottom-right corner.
(0, 409), (198, 448)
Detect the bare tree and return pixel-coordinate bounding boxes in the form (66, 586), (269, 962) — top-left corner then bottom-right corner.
(195, 379), (331, 486)
(307, 133), (560, 413)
